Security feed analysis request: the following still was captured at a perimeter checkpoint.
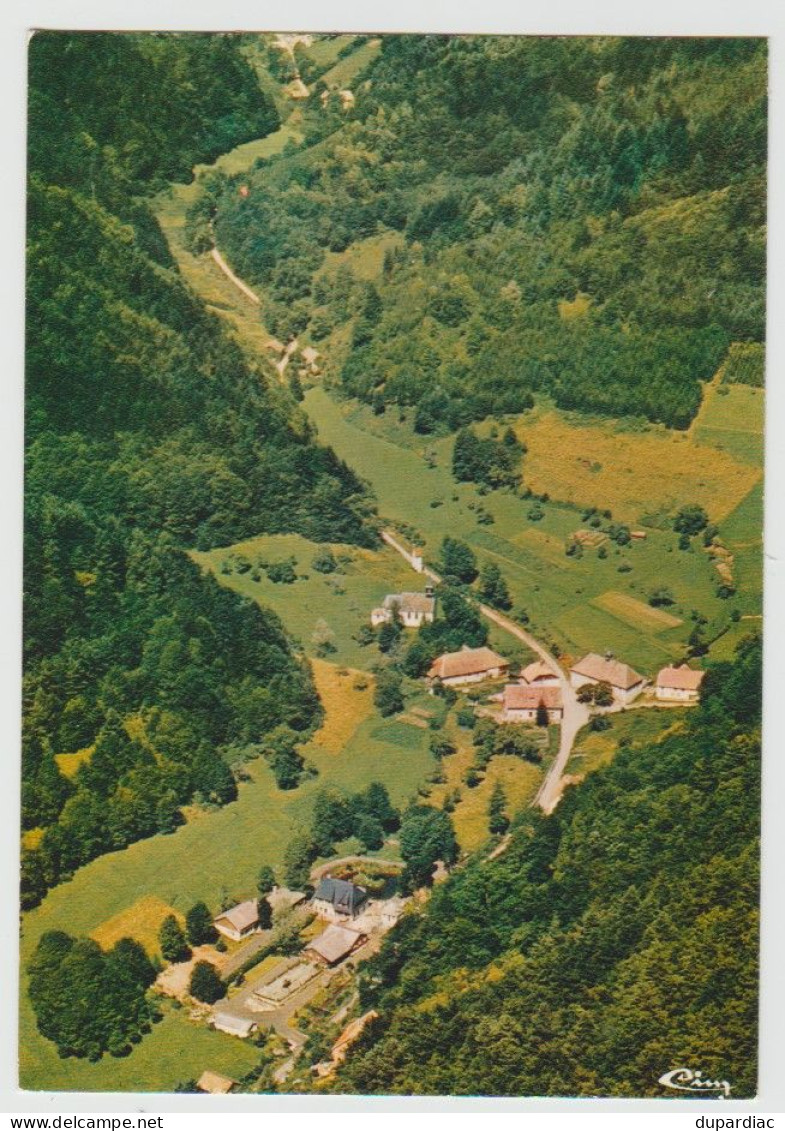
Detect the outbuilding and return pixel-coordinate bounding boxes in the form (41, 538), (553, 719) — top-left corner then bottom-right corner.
(655, 665), (705, 702)
(503, 684), (563, 723)
(304, 924), (366, 967)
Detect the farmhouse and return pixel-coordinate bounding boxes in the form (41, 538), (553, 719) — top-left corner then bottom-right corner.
(304, 923), (367, 967)
(371, 588), (435, 628)
(197, 1070), (236, 1095)
(656, 665), (705, 702)
(569, 652), (645, 704)
(503, 684), (564, 723)
(313, 876), (368, 920)
(520, 660), (560, 686)
(428, 645), (509, 687)
(213, 899), (260, 943)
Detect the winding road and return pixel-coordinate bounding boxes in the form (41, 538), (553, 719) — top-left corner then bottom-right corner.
(380, 531), (589, 813)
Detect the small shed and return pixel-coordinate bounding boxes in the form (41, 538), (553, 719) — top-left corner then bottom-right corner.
(197, 1070), (236, 1094)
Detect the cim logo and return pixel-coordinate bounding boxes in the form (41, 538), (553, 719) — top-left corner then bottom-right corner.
(658, 1067), (732, 1099)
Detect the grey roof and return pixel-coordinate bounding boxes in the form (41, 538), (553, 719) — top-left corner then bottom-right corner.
(313, 877), (368, 914)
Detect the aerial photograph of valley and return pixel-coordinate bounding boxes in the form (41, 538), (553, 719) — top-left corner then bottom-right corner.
(21, 30), (764, 1098)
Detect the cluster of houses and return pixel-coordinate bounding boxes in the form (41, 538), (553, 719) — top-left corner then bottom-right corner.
(213, 876), (374, 969)
(368, 585), (706, 718)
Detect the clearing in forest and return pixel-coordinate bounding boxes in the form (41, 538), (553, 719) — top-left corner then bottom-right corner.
(591, 590), (683, 631)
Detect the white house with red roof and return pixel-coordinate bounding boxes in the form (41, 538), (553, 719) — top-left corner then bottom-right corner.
(503, 684), (563, 723)
(569, 652), (645, 705)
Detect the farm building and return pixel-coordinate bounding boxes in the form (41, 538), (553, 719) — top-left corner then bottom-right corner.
(197, 1070), (236, 1095)
(313, 876), (368, 920)
(304, 924), (366, 967)
(503, 684), (563, 723)
(213, 899), (260, 943)
(655, 665), (705, 702)
(371, 589), (436, 628)
(520, 660), (560, 686)
(428, 645), (509, 687)
(569, 652), (645, 704)
(212, 1010), (256, 1039)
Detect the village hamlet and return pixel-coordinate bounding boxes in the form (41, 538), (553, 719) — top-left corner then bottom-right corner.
(19, 27), (764, 1103)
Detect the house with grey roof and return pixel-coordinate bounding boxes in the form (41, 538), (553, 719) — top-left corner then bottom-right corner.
(312, 876), (368, 920)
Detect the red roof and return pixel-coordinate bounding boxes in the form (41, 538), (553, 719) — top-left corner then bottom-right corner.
(503, 685), (563, 711)
(520, 660), (559, 684)
(570, 653), (643, 690)
(656, 666), (705, 691)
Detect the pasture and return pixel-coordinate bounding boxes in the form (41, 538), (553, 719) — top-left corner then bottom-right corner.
(191, 533), (417, 670)
(19, 999), (261, 1094)
(302, 387), (753, 673)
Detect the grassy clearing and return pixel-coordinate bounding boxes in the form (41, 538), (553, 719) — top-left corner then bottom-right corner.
(302, 387), (747, 673)
(694, 384), (765, 465)
(319, 231), (404, 283)
(54, 746), (93, 778)
(90, 896), (184, 959)
(191, 533), (417, 670)
(511, 406), (760, 525)
(569, 707), (689, 778)
(20, 641), (433, 1090)
(592, 590), (683, 631)
(22, 828), (45, 850)
(310, 659), (374, 754)
(558, 292), (592, 320)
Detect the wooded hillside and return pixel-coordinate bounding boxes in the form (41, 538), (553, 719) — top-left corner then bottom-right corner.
(211, 36), (765, 430)
(23, 33), (375, 908)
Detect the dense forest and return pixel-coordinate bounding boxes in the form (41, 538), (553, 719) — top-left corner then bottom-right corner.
(207, 36), (765, 429)
(22, 34), (376, 909)
(328, 634), (761, 1098)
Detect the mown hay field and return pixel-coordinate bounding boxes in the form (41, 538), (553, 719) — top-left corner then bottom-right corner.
(592, 590), (683, 631)
(90, 895), (184, 959)
(510, 407), (760, 525)
(568, 707), (690, 778)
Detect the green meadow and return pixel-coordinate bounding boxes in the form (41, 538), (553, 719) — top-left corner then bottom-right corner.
(191, 534), (417, 669)
(302, 386), (757, 673)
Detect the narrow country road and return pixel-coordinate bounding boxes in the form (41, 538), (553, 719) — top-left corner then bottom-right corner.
(380, 530), (589, 813)
(209, 245), (260, 305)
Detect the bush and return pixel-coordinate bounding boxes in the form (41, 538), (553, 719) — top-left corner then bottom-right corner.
(189, 960), (225, 1004)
